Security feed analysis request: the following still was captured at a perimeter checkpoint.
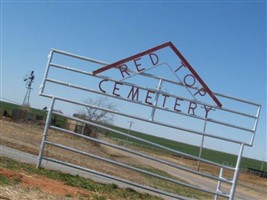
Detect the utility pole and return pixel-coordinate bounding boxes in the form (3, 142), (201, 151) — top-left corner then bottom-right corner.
(127, 121), (134, 141)
(261, 158), (265, 171)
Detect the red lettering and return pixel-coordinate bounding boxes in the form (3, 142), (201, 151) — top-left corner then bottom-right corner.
(149, 53), (159, 66)
(145, 90), (155, 105)
(118, 64), (130, 78)
(133, 57), (144, 72)
(99, 79), (107, 93)
(127, 86), (139, 101)
(113, 82), (123, 96)
(161, 94), (170, 108)
(188, 102), (197, 115)
(175, 62), (186, 72)
(184, 74), (196, 87)
(174, 98), (184, 112)
(194, 87), (206, 97)
(203, 105), (213, 118)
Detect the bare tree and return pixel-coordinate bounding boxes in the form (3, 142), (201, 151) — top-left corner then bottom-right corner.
(73, 97), (116, 138)
(82, 97), (116, 124)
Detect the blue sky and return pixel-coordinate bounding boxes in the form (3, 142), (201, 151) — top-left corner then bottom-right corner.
(1, 1), (266, 161)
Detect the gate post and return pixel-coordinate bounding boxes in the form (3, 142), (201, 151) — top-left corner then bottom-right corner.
(39, 50), (54, 94)
(229, 143), (245, 200)
(36, 97), (55, 168)
(214, 167), (224, 200)
(197, 119), (207, 171)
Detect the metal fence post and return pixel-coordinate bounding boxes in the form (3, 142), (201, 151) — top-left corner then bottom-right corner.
(36, 97), (55, 168)
(214, 167), (224, 200)
(197, 119), (207, 171)
(229, 143), (244, 200)
(39, 50), (54, 95)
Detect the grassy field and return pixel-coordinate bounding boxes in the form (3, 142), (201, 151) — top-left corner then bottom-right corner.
(108, 126), (267, 171)
(1, 100), (266, 172)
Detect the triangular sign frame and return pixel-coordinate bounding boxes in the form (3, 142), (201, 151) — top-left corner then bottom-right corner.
(93, 42), (222, 108)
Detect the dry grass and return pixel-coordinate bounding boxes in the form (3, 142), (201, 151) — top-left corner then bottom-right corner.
(0, 185), (61, 200)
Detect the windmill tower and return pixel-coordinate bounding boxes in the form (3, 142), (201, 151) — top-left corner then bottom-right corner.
(22, 70), (35, 107)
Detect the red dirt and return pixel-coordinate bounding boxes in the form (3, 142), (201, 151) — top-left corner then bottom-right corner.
(0, 168), (95, 197)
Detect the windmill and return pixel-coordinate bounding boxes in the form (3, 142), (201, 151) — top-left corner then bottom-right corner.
(22, 70), (35, 107)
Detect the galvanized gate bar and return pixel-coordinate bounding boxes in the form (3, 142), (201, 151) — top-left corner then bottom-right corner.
(36, 106), (231, 198)
(45, 140), (228, 196)
(37, 97), (55, 168)
(49, 110), (235, 170)
(36, 104), (232, 199)
(43, 76), (256, 134)
(41, 157), (191, 200)
(49, 124), (233, 183)
(229, 144), (245, 200)
(51, 48), (108, 65)
(49, 62), (259, 119)
(43, 141), (229, 198)
(44, 95), (253, 146)
(39, 51), (54, 95)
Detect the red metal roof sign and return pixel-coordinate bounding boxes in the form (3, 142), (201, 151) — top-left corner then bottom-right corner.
(93, 42), (222, 108)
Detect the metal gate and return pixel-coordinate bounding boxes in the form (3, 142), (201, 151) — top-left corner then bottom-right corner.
(37, 42), (261, 200)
